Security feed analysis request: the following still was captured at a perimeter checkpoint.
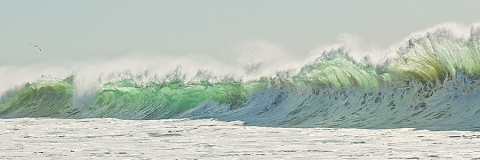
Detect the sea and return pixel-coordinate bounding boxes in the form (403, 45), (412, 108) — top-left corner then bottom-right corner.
(1, 23), (480, 159)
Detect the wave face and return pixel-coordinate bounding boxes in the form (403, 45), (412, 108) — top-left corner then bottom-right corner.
(2, 24), (480, 131)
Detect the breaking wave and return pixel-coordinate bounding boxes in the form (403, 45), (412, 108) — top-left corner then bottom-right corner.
(1, 23), (480, 131)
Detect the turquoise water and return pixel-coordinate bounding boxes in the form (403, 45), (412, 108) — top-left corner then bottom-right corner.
(1, 24), (480, 131)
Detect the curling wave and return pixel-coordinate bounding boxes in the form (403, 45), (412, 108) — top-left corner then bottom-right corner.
(1, 23), (480, 131)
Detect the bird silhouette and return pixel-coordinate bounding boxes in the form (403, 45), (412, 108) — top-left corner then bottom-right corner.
(29, 43), (41, 51)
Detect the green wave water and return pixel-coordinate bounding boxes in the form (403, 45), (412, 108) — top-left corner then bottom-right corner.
(1, 24), (480, 131)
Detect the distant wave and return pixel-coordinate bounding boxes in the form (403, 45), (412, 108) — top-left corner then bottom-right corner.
(1, 23), (480, 131)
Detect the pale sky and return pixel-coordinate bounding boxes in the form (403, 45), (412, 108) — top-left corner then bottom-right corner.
(1, 0), (480, 66)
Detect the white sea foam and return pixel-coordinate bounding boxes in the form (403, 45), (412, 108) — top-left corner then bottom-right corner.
(0, 118), (479, 159)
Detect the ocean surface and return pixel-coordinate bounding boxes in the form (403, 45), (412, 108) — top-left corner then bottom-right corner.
(1, 23), (480, 131)
(2, 118), (479, 159)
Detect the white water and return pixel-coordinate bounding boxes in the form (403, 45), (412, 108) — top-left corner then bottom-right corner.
(1, 118), (480, 159)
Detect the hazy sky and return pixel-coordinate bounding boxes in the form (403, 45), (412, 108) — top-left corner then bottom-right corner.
(1, 0), (480, 66)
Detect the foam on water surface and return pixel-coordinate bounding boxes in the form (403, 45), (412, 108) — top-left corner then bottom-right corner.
(1, 118), (479, 159)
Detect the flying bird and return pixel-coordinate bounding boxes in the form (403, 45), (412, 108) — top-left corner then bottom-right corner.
(29, 43), (41, 51)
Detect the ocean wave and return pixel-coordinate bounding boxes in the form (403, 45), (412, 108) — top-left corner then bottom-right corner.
(1, 23), (480, 131)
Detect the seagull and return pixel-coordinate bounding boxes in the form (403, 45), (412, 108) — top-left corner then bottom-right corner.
(29, 43), (41, 51)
